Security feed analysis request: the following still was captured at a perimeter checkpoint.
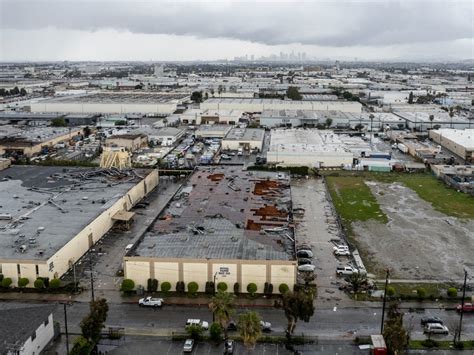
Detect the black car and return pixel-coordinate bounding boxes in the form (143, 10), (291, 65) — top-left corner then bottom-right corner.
(420, 316), (443, 326)
(297, 258), (313, 266)
(227, 321), (238, 331)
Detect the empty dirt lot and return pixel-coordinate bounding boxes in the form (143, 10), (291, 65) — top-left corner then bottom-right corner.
(352, 181), (474, 280)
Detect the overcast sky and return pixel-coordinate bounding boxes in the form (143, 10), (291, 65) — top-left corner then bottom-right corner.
(0, 0), (472, 62)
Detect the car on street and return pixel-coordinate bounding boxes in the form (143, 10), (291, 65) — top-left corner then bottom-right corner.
(260, 320), (272, 332)
(138, 296), (163, 307)
(420, 316), (443, 326)
(333, 244), (349, 252)
(186, 319), (209, 330)
(183, 339), (194, 353)
(221, 154), (232, 160)
(456, 303), (474, 313)
(336, 266), (358, 276)
(298, 264), (316, 272)
(424, 323), (449, 335)
(227, 321), (238, 331)
(224, 339), (234, 354)
(334, 247), (350, 256)
(297, 258), (313, 266)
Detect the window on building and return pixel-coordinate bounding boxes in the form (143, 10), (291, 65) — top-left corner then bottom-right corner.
(17, 264), (21, 275)
(35, 265), (39, 276)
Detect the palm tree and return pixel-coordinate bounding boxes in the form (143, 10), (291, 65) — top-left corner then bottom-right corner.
(209, 291), (235, 339)
(238, 311), (262, 349)
(429, 114), (434, 130)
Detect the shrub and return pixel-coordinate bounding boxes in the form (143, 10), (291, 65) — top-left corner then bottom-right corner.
(147, 279), (158, 292)
(454, 341), (464, 350)
(120, 279), (135, 292)
(416, 287), (427, 299)
(0, 274), (3, 282)
(247, 283), (257, 295)
(386, 286), (396, 297)
(1, 277), (12, 288)
(185, 324), (203, 340)
(70, 335), (93, 355)
(447, 287), (457, 298)
(161, 281), (171, 293)
(205, 281), (215, 294)
(209, 322), (222, 342)
(420, 339), (439, 348)
(233, 282), (240, 295)
(279, 283), (289, 294)
(34, 278), (45, 289)
(147, 278), (153, 292)
(49, 278), (61, 289)
(18, 277), (29, 288)
(42, 277), (50, 288)
(176, 281), (185, 294)
(217, 282), (228, 292)
(187, 282), (199, 295)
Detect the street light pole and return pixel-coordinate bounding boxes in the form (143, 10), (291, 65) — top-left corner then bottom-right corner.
(63, 303), (70, 355)
(89, 255), (95, 302)
(457, 270), (468, 343)
(380, 269), (390, 334)
(212, 272), (218, 323)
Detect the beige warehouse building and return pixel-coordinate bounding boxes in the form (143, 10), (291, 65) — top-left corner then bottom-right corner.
(0, 166), (158, 287)
(221, 128), (265, 152)
(125, 167), (297, 294)
(429, 129), (474, 163)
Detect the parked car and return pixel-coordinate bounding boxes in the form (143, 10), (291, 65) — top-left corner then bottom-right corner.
(334, 247), (350, 256)
(424, 323), (449, 335)
(297, 258), (313, 266)
(420, 317), (443, 326)
(296, 250), (313, 259)
(456, 303), (474, 313)
(333, 244), (349, 252)
(224, 339), (234, 354)
(227, 321), (238, 331)
(260, 320), (272, 332)
(183, 339), (194, 353)
(138, 296), (163, 307)
(221, 154), (232, 160)
(298, 264), (316, 272)
(336, 266), (358, 276)
(186, 319), (209, 330)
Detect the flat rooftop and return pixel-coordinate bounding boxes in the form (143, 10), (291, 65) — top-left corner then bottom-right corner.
(0, 166), (148, 260)
(133, 166), (294, 260)
(224, 128), (265, 142)
(0, 126), (81, 144)
(261, 110), (319, 119)
(431, 129), (474, 149)
(38, 92), (189, 104)
(204, 98), (360, 106)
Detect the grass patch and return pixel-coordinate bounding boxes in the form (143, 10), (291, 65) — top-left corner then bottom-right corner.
(374, 282), (448, 300)
(410, 340), (474, 350)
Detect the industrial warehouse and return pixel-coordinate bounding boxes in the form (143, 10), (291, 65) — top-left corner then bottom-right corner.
(0, 166), (158, 287)
(124, 166), (297, 294)
(30, 92), (190, 115)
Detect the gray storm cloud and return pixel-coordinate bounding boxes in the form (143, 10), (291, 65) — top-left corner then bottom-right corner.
(1, 0), (472, 47)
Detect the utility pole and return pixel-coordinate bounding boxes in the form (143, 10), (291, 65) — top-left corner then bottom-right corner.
(457, 270), (468, 343)
(212, 272), (218, 323)
(380, 269), (390, 334)
(73, 262), (77, 294)
(63, 303), (70, 355)
(89, 255), (95, 302)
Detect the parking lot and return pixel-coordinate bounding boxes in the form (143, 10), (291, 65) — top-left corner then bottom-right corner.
(291, 178), (350, 303)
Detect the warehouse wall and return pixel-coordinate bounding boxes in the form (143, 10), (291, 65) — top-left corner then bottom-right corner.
(266, 151), (353, 167)
(30, 102), (178, 115)
(124, 257), (296, 294)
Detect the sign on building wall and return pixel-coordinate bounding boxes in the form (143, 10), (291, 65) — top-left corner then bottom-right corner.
(218, 267), (230, 277)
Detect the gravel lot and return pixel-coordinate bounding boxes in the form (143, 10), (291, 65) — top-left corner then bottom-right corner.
(352, 181), (474, 280)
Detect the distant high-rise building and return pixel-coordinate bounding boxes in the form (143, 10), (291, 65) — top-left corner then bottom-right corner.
(154, 64), (164, 77)
(335, 60), (340, 71)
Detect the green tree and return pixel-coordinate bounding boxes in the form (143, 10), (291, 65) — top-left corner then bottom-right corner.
(382, 302), (408, 355)
(282, 290), (315, 335)
(51, 118), (67, 127)
(70, 336), (93, 355)
(348, 273), (368, 299)
(209, 322), (222, 342)
(386, 286), (396, 297)
(238, 311), (262, 349)
(34, 278), (45, 289)
(247, 283), (257, 296)
(408, 91), (414, 104)
(18, 277), (29, 288)
(279, 283), (290, 294)
(429, 114), (434, 129)
(120, 279), (135, 292)
(190, 91), (203, 103)
(217, 282), (228, 292)
(417, 287), (426, 300)
(286, 86), (302, 100)
(185, 324), (204, 340)
(447, 287), (457, 298)
(325, 118), (333, 128)
(11, 86), (20, 96)
(188, 281), (199, 295)
(20, 88), (27, 96)
(209, 291), (235, 339)
(1, 277), (12, 288)
(161, 281), (171, 293)
(49, 278), (61, 289)
(80, 298), (109, 343)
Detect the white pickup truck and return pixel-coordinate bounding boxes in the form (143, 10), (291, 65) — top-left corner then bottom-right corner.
(336, 266), (359, 276)
(138, 296), (163, 307)
(186, 319), (209, 330)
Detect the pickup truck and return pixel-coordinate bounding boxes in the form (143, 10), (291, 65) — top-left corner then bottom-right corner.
(334, 247), (350, 256)
(138, 296), (163, 307)
(186, 319), (209, 330)
(336, 266), (358, 276)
